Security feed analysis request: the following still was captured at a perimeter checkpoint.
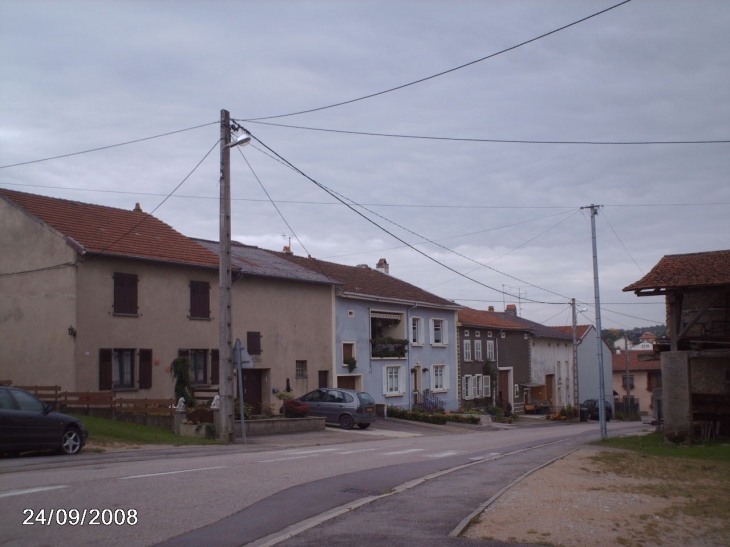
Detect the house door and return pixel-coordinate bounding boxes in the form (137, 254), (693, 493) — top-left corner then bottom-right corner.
(318, 370), (329, 388)
(242, 369), (263, 415)
(337, 376), (356, 390)
(498, 370), (510, 409)
(546, 374), (555, 410)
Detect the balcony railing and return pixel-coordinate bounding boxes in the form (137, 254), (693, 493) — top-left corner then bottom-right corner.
(371, 337), (409, 358)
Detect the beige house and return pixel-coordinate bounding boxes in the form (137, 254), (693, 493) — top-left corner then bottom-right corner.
(0, 189), (336, 413)
(612, 349), (661, 416)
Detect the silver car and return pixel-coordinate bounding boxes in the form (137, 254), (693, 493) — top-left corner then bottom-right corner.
(299, 388), (377, 430)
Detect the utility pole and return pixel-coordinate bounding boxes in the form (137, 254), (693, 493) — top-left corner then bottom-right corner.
(584, 204), (608, 440)
(571, 298), (579, 406)
(624, 343), (631, 417)
(218, 109), (234, 443)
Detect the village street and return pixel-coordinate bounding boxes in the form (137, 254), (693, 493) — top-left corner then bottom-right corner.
(0, 419), (645, 547)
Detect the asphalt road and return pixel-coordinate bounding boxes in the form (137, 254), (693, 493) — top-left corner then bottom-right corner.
(0, 418), (646, 547)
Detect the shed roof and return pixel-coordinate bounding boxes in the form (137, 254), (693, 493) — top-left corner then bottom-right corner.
(552, 325), (594, 340)
(624, 249), (730, 293)
(458, 308), (528, 330)
(612, 350), (661, 372)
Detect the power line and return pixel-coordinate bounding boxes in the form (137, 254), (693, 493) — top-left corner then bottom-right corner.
(241, 119), (730, 146)
(240, 0), (633, 121)
(95, 139), (220, 255)
(601, 209), (644, 275)
(0, 261), (78, 278)
(0, 122), (218, 170)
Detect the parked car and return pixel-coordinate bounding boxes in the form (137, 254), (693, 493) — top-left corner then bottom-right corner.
(581, 398), (613, 421)
(298, 388), (377, 430)
(0, 386), (88, 456)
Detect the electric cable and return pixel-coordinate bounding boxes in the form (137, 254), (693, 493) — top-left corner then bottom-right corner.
(0, 122), (218, 170)
(95, 139), (220, 255)
(241, 120), (730, 146)
(601, 209), (644, 274)
(0, 261), (78, 278)
(239, 0), (633, 121)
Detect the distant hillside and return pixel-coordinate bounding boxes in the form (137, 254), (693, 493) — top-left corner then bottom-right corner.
(602, 325), (667, 349)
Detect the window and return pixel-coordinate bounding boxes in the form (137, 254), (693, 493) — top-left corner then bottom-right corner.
(247, 331), (262, 355)
(113, 349), (135, 388)
(474, 340), (483, 361)
(430, 319), (448, 346)
(296, 360), (308, 379)
(464, 329), (470, 337)
(411, 317), (424, 345)
(483, 374), (491, 397)
(475, 374), (483, 399)
(113, 272), (138, 315)
(432, 364), (445, 391)
(462, 375), (472, 400)
(501, 332), (506, 339)
(343, 342), (355, 365)
(487, 331), (493, 338)
(486, 340), (495, 361)
(475, 330), (481, 338)
(463, 339), (472, 361)
(190, 350), (208, 384)
(189, 280), (210, 319)
(348, 310), (354, 317)
(514, 384), (520, 398)
(622, 374), (635, 389)
(383, 365), (405, 396)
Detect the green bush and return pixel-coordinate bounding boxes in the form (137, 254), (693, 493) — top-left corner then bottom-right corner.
(386, 406), (447, 425)
(445, 414), (480, 424)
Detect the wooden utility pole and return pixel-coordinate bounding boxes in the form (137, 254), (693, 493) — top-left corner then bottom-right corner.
(571, 298), (579, 406)
(625, 343), (631, 417)
(218, 109), (234, 442)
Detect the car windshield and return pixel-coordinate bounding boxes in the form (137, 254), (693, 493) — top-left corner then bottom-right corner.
(357, 392), (375, 405)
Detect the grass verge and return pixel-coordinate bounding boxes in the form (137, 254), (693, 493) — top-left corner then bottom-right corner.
(72, 414), (223, 448)
(598, 431), (730, 462)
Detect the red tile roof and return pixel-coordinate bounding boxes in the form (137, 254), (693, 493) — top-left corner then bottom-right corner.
(552, 325), (593, 340)
(624, 250), (730, 292)
(612, 350), (661, 372)
(458, 308), (528, 329)
(275, 253), (459, 308)
(1, 189), (220, 268)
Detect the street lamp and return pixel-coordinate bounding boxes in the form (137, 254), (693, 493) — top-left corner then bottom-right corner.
(218, 109), (251, 443)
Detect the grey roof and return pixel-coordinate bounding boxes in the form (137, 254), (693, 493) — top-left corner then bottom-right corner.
(495, 313), (573, 340)
(194, 239), (336, 286)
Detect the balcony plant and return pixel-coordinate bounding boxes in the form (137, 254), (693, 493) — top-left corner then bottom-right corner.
(371, 337), (409, 358)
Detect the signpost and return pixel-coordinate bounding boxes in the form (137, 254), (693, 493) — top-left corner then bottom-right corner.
(233, 338), (253, 444)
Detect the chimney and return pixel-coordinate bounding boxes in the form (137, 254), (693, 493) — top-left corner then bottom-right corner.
(376, 258), (389, 275)
(488, 306), (494, 312)
(505, 304), (517, 316)
(133, 203), (143, 212)
(283, 246), (293, 255)
(356, 264), (368, 268)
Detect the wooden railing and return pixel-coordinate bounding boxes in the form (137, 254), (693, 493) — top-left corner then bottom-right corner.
(116, 398), (176, 416)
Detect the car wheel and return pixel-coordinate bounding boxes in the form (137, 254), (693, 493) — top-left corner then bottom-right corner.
(339, 414), (355, 430)
(59, 428), (82, 455)
(357, 423), (371, 430)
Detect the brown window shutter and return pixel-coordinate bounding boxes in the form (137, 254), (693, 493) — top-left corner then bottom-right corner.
(247, 331), (262, 355)
(189, 281), (210, 318)
(139, 349), (153, 389)
(114, 273), (138, 314)
(99, 349), (113, 390)
(211, 350), (219, 385)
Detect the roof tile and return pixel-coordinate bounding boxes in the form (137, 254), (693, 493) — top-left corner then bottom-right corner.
(624, 249), (730, 292)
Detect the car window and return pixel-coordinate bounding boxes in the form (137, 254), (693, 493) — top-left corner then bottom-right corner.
(327, 390), (345, 403)
(357, 392), (375, 405)
(301, 390), (326, 402)
(0, 388), (17, 410)
(11, 390), (45, 412)
(343, 393), (354, 403)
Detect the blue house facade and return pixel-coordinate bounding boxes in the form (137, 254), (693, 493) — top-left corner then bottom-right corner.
(278, 256), (461, 411)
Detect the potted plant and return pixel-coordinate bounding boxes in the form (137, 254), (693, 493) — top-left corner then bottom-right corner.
(344, 356), (357, 373)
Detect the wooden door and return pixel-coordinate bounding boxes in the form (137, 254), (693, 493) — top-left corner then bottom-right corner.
(498, 370), (510, 409)
(318, 370), (329, 388)
(242, 369), (263, 415)
(337, 376), (356, 390)
(546, 374), (555, 410)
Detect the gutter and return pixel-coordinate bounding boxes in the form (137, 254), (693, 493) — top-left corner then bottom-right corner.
(64, 236), (87, 256)
(339, 291), (463, 311)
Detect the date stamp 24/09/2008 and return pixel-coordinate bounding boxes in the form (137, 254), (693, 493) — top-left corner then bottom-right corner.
(22, 508), (138, 526)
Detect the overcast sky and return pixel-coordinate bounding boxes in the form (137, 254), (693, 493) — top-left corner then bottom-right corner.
(1, 1), (728, 330)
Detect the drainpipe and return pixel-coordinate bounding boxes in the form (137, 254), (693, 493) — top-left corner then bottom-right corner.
(406, 303), (418, 410)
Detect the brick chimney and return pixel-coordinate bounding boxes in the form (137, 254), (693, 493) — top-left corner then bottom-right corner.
(133, 203), (143, 212)
(505, 304), (517, 316)
(376, 258), (389, 275)
(488, 306), (494, 312)
(283, 246), (293, 255)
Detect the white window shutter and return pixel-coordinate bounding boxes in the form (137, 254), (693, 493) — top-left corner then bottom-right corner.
(398, 366), (405, 394)
(427, 365), (433, 390)
(462, 375), (468, 399)
(382, 367), (388, 395)
(443, 320), (449, 345)
(429, 319), (435, 344)
(484, 375), (491, 397)
(443, 365), (450, 391)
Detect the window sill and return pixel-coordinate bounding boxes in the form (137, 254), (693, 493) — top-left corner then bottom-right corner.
(410, 343), (423, 347)
(432, 388), (448, 394)
(371, 356), (407, 360)
(384, 392), (404, 398)
(113, 312), (139, 317)
(188, 316), (213, 321)
(431, 344), (448, 348)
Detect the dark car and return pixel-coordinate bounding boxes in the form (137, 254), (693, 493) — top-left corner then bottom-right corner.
(582, 398), (613, 422)
(0, 386), (88, 456)
(298, 388), (377, 430)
